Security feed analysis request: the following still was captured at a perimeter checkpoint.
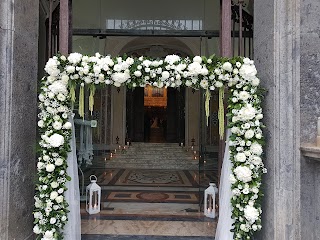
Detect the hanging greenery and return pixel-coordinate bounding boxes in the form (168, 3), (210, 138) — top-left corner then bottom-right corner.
(35, 53), (266, 240)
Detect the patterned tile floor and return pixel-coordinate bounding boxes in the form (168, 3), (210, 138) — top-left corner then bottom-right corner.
(81, 168), (217, 239)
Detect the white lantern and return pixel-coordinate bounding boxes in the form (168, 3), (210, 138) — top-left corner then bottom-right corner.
(204, 183), (218, 218)
(86, 175), (101, 215)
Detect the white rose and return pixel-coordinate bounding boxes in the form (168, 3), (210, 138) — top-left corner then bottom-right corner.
(251, 77), (260, 86)
(33, 225), (41, 234)
(161, 71), (170, 80)
(50, 191), (58, 200)
(61, 215), (67, 221)
(55, 158), (64, 166)
(44, 230), (54, 238)
(215, 81), (223, 88)
(134, 71), (142, 77)
(34, 212), (42, 219)
(38, 94), (45, 102)
(252, 187), (259, 194)
(244, 129), (255, 139)
(256, 113), (263, 120)
(66, 65), (75, 73)
(230, 174), (237, 184)
(37, 162), (44, 170)
(235, 152), (246, 162)
(231, 127), (239, 134)
(56, 195), (64, 203)
(222, 62), (233, 72)
(46, 164), (55, 172)
(251, 156), (262, 166)
(50, 217), (56, 224)
(207, 59), (212, 64)
(239, 91), (250, 101)
(234, 166), (252, 183)
(52, 121), (62, 130)
(244, 205), (259, 223)
(63, 122), (72, 129)
(48, 92), (55, 99)
(51, 182), (59, 188)
(256, 133), (262, 139)
(47, 133), (64, 148)
(193, 56), (202, 63)
(38, 120), (44, 128)
(185, 80), (192, 87)
(58, 188), (64, 194)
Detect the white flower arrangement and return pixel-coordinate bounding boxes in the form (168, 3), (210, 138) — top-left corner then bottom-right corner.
(35, 53), (266, 240)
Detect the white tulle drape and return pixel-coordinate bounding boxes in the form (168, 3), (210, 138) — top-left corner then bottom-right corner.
(215, 130), (234, 240)
(63, 117), (81, 240)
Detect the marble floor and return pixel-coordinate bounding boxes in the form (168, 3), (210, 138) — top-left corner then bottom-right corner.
(80, 143), (218, 240)
(80, 168), (217, 239)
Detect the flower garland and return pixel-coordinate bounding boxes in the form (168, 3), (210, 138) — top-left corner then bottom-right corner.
(35, 53), (266, 240)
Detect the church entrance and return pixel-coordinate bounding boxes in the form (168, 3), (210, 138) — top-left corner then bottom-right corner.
(126, 85), (185, 143)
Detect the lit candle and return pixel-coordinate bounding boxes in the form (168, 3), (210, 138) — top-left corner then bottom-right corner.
(118, 145), (121, 149)
(114, 149), (117, 153)
(191, 146), (194, 150)
(127, 141), (130, 146)
(110, 153), (113, 158)
(193, 151), (196, 155)
(207, 208), (211, 213)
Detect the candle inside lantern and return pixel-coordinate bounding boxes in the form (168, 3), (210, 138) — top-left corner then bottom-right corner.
(110, 153), (113, 158)
(127, 141), (130, 146)
(207, 208), (211, 213)
(114, 149), (117, 153)
(193, 150), (196, 155)
(118, 145), (121, 149)
(191, 146), (194, 150)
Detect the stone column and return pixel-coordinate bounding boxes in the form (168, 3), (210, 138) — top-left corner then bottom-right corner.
(299, 1), (320, 239)
(254, 0), (301, 239)
(0, 0), (39, 239)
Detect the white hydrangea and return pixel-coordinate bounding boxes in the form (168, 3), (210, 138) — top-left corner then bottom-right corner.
(238, 104), (256, 121)
(250, 142), (263, 156)
(244, 129), (255, 139)
(44, 58), (60, 76)
(47, 134), (64, 148)
(164, 55), (181, 65)
(48, 81), (68, 95)
(234, 166), (252, 183)
(239, 64), (257, 80)
(67, 52), (82, 64)
(244, 205), (259, 224)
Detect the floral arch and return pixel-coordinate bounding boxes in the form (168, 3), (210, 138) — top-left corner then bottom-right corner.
(34, 53), (266, 240)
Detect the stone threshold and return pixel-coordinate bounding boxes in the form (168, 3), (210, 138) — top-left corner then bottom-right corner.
(300, 143), (320, 161)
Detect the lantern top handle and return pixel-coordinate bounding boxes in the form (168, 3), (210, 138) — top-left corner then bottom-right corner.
(90, 175), (98, 183)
